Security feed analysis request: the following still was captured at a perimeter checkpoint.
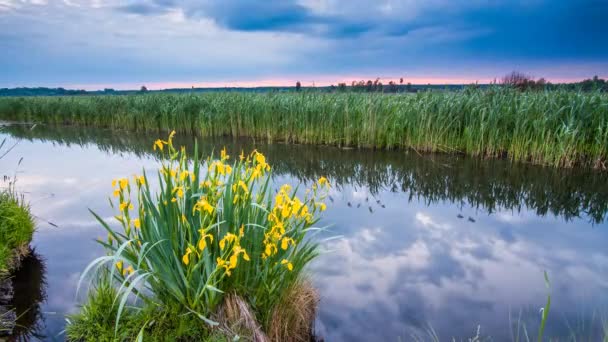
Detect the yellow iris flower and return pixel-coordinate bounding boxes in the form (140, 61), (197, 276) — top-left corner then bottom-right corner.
(281, 259), (294, 271)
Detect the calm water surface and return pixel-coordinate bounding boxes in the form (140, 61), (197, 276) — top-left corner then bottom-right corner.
(1, 124), (608, 341)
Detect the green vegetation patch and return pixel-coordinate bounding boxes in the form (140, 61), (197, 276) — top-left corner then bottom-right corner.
(0, 191), (34, 273)
(0, 89), (607, 169)
(68, 132), (329, 341)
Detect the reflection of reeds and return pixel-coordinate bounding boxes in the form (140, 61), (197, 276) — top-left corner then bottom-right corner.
(3, 124), (607, 224)
(0, 89), (606, 169)
(0, 249), (47, 341)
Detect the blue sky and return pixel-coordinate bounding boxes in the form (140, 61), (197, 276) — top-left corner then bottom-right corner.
(1, 0), (607, 89)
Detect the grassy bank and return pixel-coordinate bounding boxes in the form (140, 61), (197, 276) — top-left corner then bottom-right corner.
(67, 132), (330, 341)
(0, 89), (607, 169)
(0, 191), (34, 274)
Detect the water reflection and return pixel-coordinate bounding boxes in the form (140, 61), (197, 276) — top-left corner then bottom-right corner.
(0, 250), (47, 341)
(4, 124), (607, 224)
(1, 124), (608, 341)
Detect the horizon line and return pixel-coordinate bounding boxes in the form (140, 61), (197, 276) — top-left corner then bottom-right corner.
(4, 75), (607, 92)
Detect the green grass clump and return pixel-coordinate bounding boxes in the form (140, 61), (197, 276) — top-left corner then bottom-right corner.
(0, 191), (34, 273)
(66, 274), (230, 342)
(71, 131), (329, 341)
(0, 88), (607, 169)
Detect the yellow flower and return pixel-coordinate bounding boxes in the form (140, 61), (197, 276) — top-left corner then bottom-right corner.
(255, 152), (266, 165)
(119, 178), (129, 190)
(239, 224), (245, 237)
(281, 237), (295, 250)
(281, 205), (291, 218)
(115, 260), (123, 271)
(229, 254), (238, 268)
(182, 246), (193, 265)
(238, 180), (248, 193)
(119, 201), (128, 211)
(197, 232), (214, 251)
(135, 175), (145, 186)
(153, 139), (164, 151)
(111, 179), (117, 188)
(194, 199), (214, 214)
(251, 168), (261, 180)
(216, 257), (231, 276)
(315, 202), (327, 212)
(318, 176), (330, 187)
(133, 218), (141, 229)
(221, 147), (229, 161)
(264, 243), (277, 257)
(181, 214), (187, 223)
(201, 180), (212, 188)
(113, 189), (120, 197)
(229, 245), (250, 268)
(219, 233), (237, 250)
(179, 170), (189, 181)
(225, 164), (233, 174)
(173, 186), (184, 198)
(281, 259), (294, 271)
(239, 150), (245, 161)
(125, 265), (134, 275)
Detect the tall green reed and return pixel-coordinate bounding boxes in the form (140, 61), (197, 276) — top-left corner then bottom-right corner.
(1, 89), (606, 169)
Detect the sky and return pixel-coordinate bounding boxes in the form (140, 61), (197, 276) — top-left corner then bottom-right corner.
(1, 0), (607, 89)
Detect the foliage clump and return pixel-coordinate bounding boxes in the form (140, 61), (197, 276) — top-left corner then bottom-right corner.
(0, 191), (34, 273)
(69, 131), (330, 341)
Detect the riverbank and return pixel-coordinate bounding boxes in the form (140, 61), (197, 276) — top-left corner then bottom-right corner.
(0, 190), (35, 334)
(0, 89), (606, 169)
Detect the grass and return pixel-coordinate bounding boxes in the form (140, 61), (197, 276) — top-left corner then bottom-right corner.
(0, 88), (607, 169)
(66, 272), (230, 342)
(0, 191), (34, 273)
(0, 137), (37, 337)
(0, 137), (34, 273)
(68, 132), (329, 341)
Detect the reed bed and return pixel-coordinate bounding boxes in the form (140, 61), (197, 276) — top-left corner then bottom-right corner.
(0, 89), (606, 169)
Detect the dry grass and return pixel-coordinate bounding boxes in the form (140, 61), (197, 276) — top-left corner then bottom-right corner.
(267, 280), (319, 342)
(216, 293), (268, 342)
(214, 280), (319, 342)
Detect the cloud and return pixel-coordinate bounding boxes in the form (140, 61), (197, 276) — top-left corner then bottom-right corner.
(1, 0), (607, 87)
(117, 2), (172, 15)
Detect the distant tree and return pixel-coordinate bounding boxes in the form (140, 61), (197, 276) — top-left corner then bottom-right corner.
(400, 77), (404, 85)
(104, 88), (115, 93)
(406, 82), (413, 92)
(140, 85), (148, 93)
(387, 81), (398, 93)
(501, 71), (539, 91)
(337, 83), (347, 92)
(536, 78), (547, 88)
(295, 81), (301, 92)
